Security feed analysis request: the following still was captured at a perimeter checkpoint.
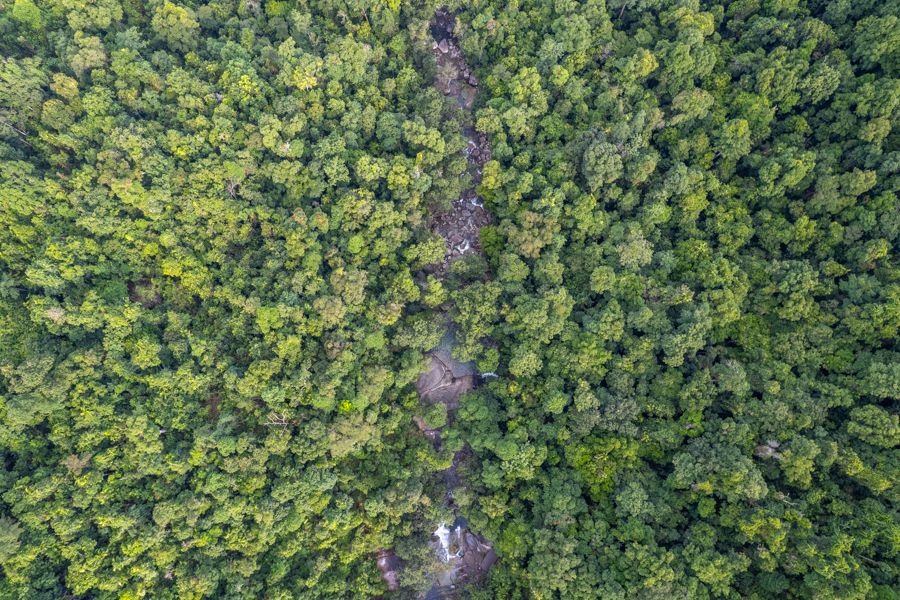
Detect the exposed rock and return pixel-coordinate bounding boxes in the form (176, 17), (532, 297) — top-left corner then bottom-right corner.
(405, 10), (499, 598)
(450, 79), (464, 98)
(427, 518), (495, 595)
(480, 550), (498, 571)
(416, 351), (477, 409)
(430, 7), (457, 41)
(460, 85), (477, 109)
(376, 549), (401, 591)
(416, 355), (450, 397)
(413, 415), (442, 446)
(755, 440), (783, 459)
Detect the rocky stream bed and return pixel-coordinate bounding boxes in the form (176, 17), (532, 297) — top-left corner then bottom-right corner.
(375, 8), (497, 598)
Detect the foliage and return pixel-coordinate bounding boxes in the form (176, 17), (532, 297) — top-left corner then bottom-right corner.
(0, 0), (897, 598)
(0, 1), (465, 597)
(449, 0), (900, 597)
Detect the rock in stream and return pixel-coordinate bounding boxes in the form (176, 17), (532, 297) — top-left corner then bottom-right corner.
(376, 7), (498, 598)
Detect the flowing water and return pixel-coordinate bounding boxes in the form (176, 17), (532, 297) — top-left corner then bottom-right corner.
(376, 8), (498, 598)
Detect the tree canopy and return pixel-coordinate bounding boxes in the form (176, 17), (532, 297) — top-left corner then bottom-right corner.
(0, 0), (897, 599)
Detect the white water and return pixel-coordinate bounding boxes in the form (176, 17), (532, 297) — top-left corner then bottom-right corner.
(433, 522), (463, 563)
(434, 523), (452, 563)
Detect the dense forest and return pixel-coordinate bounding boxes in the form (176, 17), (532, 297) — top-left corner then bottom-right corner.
(0, 0), (897, 599)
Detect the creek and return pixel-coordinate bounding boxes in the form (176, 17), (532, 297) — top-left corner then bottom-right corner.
(376, 8), (498, 598)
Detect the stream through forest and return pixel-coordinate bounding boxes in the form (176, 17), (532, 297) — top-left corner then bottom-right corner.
(376, 8), (497, 599)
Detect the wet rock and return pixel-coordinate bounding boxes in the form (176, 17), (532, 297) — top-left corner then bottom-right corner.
(416, 350), (477, 409)
(425, 375), (474, 409)
(445, 79), (462, 98)
(459, 533), (470, 552)
(428, 520), (496, 592)
(416, 356), (450, 397)
(432, 191), (492, 272)
(430, 7), (457, 41)
(415, 10), (498, 597)
(460, 85), (477, 109)
(376, 549), (401, 591)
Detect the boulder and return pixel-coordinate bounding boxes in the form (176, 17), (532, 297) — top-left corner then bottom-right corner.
(480, 550), (498, 572)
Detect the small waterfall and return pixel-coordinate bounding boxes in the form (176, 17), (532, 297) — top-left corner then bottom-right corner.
(433, 523), (452, 563)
